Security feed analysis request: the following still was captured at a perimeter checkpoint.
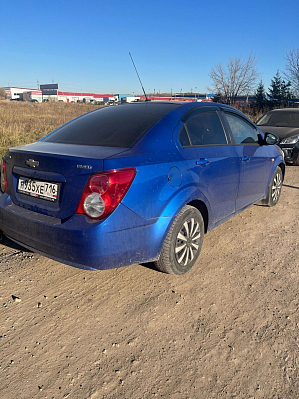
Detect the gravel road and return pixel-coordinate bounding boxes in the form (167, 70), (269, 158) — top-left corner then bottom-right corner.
(0, 165), (298, 399)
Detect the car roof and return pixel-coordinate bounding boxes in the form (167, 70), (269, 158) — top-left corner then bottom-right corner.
(133, 100), (238, 113)
(135, 100), (252, 125)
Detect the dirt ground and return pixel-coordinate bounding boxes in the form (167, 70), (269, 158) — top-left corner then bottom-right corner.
(0, 165), (298, 399)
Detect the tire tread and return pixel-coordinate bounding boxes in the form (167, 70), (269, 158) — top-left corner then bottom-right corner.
(155, 205), (204, 275)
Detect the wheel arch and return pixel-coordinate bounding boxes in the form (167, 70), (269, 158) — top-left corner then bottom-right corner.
(278, 162), (285, 180)
(157, 186), (212, 255)
(187, 199), (209, 233)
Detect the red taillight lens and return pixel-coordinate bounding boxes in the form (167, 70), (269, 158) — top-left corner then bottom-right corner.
(89, 174), (109, 194)
(76, 168), (136, 219)
(1, 158), (8, 194)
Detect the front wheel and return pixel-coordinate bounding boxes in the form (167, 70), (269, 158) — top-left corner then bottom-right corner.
(262, 166), (283, 207)
(292, 154), (299, 166)
(155, 205), (204, 275)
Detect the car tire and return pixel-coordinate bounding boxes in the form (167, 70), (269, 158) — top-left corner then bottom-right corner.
(155, 205), (204, 275)
(262, 166), (283, 207)
(293, 156), (299, 166)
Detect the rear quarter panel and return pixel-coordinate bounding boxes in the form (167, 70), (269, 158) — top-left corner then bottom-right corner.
(104, 150), (210, 220)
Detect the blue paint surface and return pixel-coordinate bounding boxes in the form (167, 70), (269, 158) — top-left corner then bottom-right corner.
(0, 102), (284, 270)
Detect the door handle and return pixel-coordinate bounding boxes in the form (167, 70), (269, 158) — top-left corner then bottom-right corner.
(241, 156), (250, 162)
(196, 158), (210, 167)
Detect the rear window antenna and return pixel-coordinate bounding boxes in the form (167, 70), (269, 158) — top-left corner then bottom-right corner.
(129, 52), (149, 101)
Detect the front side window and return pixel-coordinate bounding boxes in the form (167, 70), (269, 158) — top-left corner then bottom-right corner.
(179, 111), (227, 147)
(225, 113), (259, 144)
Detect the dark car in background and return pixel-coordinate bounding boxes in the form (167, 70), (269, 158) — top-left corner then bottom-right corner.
(256, 108), (299, 165)
(0, 102), (285, 275)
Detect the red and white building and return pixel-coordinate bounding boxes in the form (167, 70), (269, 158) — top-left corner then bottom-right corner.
(1, 86), (213, 104)
(1, 87), (116, 103)
(2, 87), (43, 102)
(57, 91), (115, 103)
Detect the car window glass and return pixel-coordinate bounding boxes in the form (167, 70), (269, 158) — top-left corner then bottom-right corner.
(257, 111), (299, 128)
(225, 113), (259, 144)
(42, 102), (180, 148)
(184, 111), (227, 146)
(178, 125), (191, 146)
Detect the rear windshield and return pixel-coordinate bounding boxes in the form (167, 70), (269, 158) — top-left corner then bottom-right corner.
(42, 102), (179, 148)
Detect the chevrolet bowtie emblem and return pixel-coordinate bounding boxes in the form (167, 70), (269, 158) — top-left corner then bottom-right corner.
(26, 159), (39, 168)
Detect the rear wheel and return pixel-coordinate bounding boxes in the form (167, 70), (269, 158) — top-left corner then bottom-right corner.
(155, 205), (204, 275)
(262, 166), (283, 207)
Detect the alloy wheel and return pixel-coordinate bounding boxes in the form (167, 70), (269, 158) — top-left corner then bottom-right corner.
(271, 172), (282, 203)
(175, 217), (201, 266)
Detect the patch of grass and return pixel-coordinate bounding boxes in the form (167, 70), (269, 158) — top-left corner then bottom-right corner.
(0, 101), (102, 156)
(235, 106), (269, 123)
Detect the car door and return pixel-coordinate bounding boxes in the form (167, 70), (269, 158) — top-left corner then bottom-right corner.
(222, 111), (273, 211)
(176, 108), (240, 226)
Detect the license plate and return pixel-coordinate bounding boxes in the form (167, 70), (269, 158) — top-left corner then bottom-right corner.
(18, 177), (59, 202)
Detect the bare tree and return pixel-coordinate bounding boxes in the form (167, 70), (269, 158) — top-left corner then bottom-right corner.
(284, 47), (299, 96)
(209, 53), (258, 103)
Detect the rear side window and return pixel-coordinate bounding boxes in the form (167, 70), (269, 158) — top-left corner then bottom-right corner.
(178, 125), (191, 146)
(43, 102), (179, 148)
(225, 113), (259, 144)
(180, 111), (227, 146)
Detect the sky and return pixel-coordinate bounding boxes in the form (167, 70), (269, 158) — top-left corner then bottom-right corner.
(1, 0), (298, 95)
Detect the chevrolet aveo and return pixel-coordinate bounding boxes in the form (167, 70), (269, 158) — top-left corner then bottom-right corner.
(0, 102), (284, 274)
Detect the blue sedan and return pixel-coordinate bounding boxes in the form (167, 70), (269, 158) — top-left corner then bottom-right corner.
(0, 102), (284, 274)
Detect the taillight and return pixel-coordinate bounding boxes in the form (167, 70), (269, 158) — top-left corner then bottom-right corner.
(76, 168), (136, 219)
(1, 158), (8, 194)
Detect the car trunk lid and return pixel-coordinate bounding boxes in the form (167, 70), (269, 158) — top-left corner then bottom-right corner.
(4, 142), (128, 220)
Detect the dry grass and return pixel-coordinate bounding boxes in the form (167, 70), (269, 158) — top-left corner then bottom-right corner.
(0, 101), (101, 156)
(234, 106), (268, 122)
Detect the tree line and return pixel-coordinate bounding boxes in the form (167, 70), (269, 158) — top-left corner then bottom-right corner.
(210, 48), (299, 110)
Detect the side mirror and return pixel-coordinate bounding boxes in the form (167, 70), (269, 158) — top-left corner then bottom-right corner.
(265, 132), (279, 145)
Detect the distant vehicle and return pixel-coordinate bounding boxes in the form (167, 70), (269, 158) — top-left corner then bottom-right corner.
(256, 108), (299, 165)
(30, 99), (38, 103)
(121, 96), (140, 103)
(0, 102), (284, 274)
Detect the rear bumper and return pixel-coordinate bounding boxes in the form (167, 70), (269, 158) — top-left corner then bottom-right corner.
(0, 194), (171, 270)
